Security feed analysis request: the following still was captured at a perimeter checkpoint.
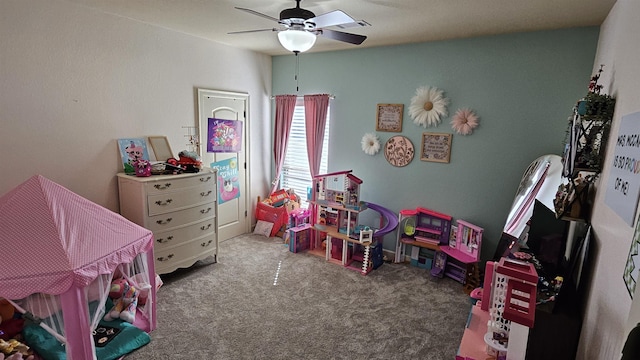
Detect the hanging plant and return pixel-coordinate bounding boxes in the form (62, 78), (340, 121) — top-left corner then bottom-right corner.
(451, 108), (480, 135)
(409, 86), (449, 128)
(361, 132), (381, 155)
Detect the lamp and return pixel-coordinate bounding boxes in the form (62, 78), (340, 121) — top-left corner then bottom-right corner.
(277, 29), (316, 53)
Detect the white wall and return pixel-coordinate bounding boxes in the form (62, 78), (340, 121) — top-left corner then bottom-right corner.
(578, 1), (640, 358)
(0, 0), (272, 212)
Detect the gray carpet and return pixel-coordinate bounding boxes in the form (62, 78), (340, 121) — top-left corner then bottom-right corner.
(125, 234), (471, 359)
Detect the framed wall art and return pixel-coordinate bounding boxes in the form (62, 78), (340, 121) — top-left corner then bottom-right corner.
(384, 135), (414, 167)
(420, 132), (452, 163)
(376, 104), (404, 132)
(117, 138), (150, 174)
(148, 136), (174, 161)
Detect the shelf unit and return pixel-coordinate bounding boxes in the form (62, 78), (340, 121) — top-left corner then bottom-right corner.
(556, 91), (615, 220)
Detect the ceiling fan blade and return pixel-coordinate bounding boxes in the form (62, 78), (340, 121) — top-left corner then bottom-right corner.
(235, 7), (279, 23)
(336, 20), (371, 29)
(319, 29), (366, 45)
(228, 28), (278, 35)
(308, 10), (356, 29)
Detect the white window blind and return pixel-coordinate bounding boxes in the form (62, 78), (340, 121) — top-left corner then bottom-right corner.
(280, 99), (330, 208)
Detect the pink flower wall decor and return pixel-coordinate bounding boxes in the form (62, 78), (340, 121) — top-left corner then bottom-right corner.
(451, 108), (479, 135)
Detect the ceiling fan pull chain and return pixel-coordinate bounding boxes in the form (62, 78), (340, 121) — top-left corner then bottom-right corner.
(295, 52), (300, 92)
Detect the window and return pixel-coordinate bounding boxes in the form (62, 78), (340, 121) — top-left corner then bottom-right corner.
(280, 98), (330, 208)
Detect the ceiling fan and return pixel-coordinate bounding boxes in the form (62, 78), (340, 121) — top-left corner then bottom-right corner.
(229, 0), (370, 53)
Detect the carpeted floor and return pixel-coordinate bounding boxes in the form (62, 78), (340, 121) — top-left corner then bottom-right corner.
(125, 234), (471, 359)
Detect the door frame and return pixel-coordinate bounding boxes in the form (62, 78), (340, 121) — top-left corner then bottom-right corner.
(196, 88), (252, 236)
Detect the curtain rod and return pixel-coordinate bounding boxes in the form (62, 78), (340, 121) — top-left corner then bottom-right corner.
(270, 94), (335, 99)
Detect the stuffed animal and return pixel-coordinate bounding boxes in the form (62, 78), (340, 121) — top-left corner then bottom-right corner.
(0, 300), (14, 324)
(0, 339), (33, 359)
(0, 351), (34, 360)
(0, 353), (34, 360)
(104, 282), (139, 323)
(108, 278), (128, 299)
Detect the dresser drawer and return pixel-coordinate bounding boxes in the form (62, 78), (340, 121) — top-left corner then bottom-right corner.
(147, 184), (216, 216)
(146, 202), (216, 232)
(153, 218), (216, 251)
(154, 234), (217, 267)
(144, 173), (216, 195)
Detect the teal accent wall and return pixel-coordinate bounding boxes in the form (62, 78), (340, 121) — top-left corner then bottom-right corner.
(272, 27), (600, 261)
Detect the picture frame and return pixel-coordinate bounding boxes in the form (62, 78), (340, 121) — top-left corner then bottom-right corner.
(376, 104), (403, 132)
(148, 136), (174, 161)
(420, 132), (452, 163)
(384, 135), (414, 167)
(117, 138), (150, 174)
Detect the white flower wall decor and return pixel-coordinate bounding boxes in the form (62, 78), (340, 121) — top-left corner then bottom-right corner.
(409, 86), (449, 128)
(361, 132), (381, 155)
(451, 108), (480, 135)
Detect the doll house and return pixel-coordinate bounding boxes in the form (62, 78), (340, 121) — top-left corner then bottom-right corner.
(311, 170), (363, 246)
(435, 220), (483, 285)
(395, 207), (452, 270)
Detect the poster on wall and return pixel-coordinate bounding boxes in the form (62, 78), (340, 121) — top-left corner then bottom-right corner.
(604, 111), (640, 226)
(211, 157), (240, 204)
(624, 212), (640, 298)
(207, 118), (243, 153)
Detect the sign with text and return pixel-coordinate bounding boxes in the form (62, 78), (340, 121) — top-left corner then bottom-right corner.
(605, 111), (640, 226)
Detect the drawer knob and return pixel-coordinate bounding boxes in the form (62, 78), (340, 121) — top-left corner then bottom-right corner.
(200, 207), (212, 214)
(156, 218), (173, 225)
(200, 190), (212, 197)
(157, 236), (173, 244)
(153, 183), (172, 190)
(199, 176), (212, 182)
(157, 254), (174, 262)
(200, 224), (212, 231)
(201, 240), (213, 247)
(155, 199), (173, 206)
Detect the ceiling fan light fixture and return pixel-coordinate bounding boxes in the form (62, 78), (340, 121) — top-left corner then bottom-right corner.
(277, 29), (316, 53)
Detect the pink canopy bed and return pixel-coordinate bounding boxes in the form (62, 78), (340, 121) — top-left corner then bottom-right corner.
(0, 175), (157, 360)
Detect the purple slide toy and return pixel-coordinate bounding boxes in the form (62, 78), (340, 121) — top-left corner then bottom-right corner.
(363, 201), (399, 236)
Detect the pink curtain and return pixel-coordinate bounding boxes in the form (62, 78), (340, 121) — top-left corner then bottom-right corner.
(304, 94), (330, 178)
(271, 95), (297, 193)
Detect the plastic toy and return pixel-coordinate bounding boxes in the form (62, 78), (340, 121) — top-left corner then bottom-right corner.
(133, 159), (151, 177)
(394, 207), (451, 266)
(177, 150), (202, 173)
(483, 258), (538, 355)
(438, 220), (483, 284)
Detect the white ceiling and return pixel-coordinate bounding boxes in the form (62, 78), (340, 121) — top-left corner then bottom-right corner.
(65, 0), (616, 56)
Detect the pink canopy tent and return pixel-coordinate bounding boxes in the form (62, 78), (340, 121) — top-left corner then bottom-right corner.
(0, 175), (157, 360)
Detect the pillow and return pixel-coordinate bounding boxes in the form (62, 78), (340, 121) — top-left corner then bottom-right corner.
(253, 220), (274, 237)
(22, 319), (150, 360)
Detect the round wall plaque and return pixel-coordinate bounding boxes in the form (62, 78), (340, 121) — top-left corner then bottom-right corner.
(384, 135), (414, 167)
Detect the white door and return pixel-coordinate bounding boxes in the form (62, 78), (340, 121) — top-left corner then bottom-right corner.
(197, 89), (250, 241)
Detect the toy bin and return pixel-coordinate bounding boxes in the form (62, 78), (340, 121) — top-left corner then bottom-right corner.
(256, 201), (288, 237)
(289, 224), (311, 253)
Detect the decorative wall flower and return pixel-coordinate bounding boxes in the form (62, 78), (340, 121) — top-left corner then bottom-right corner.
(409, 86), (449, 128)
(451, 108), (479, 135)
(361, 132), (381, 155)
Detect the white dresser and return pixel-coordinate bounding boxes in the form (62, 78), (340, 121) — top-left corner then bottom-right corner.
(117, 169), (218, 274)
